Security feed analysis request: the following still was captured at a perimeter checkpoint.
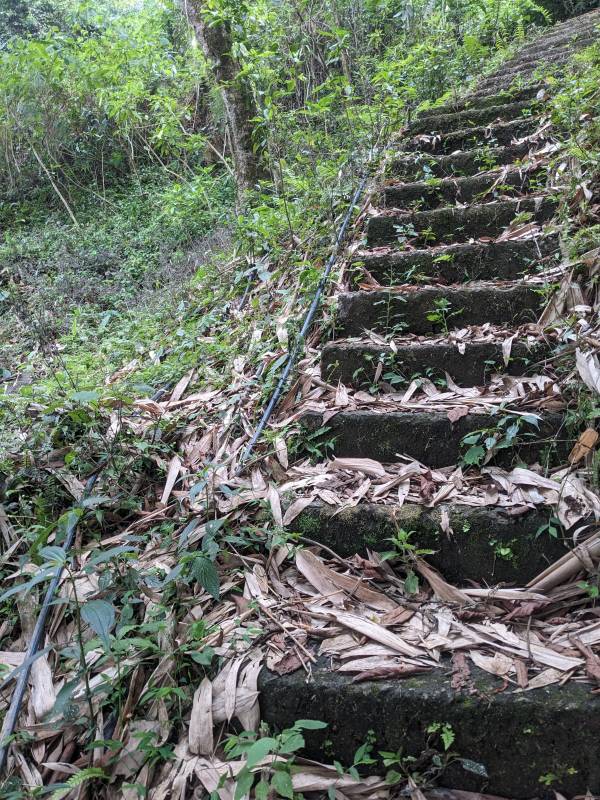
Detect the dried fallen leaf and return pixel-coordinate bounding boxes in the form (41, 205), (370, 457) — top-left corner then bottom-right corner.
(189, 678), (213, 756)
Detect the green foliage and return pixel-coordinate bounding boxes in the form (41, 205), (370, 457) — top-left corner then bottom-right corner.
(224, 720), (328, 800)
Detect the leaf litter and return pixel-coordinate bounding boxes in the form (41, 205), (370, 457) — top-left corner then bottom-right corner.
(4, 66), (600, 800)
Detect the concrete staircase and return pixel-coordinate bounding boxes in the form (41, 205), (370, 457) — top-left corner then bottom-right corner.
(259, 11), (600, 798)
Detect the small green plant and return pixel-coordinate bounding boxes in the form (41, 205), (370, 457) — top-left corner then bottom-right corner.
(426, 297), (463, 334)
(460, 414), (540, 467)
(381, 528), (435, 595)
(224, 720), (328, 800)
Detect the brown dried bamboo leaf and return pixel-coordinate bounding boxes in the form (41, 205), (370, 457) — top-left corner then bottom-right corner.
(415, 558), (470, 605)
(160, 455), (182, 506)
(330, 457), (388, 478)
(188, 678), (213, 756)
(295, 549), (345, 606)
(282, 496), (315, 526)
(568, 428), (599, 465)
(267, 484), (283, 527)
(328, 610), (424, 658)
(298, 549), (397, 611)
(469, 650), (514, 677)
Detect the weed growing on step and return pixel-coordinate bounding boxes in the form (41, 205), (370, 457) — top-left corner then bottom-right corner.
(426, 298), (464, 334)
(225, 720), (328, 800)
(460, 414), (541, 467)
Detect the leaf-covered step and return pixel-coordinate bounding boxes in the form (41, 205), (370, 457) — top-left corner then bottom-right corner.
(321, 337), (544, 388)
(381, 165), (544, 210)
(259, 661), (600, 798)
(409, 117), (542, 155)
(500, 34), (596, 69)
(288, 500), (564, 589)
(366, 196), (556, 247)
(301, 409), (565, 467)
(336, 284), (542, 336)
(408, 100), (535, 137)
(388, 142), (535, 181)
(416, 84), (544, 119)
(353, 234), (559, 285)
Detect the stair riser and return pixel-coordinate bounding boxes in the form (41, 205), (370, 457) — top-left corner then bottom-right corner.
(322, 341), (545, 389)
(301, 410), (565, 467)
(259, 666), (600, 799)
(411, 119), (539, 154)
(291, 503), (564, 585)
(366, 197), (556, 247)
(337, 285), (542, 336)
(355, 236), (560, 285)
(389, 143), (534, 181)
(408, 101), (535, 136)
(382, 167), (544, 210)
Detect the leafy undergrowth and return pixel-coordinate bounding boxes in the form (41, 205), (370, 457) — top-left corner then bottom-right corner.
(1, 4), (600, 800)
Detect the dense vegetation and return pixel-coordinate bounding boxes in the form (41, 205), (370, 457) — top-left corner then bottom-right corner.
(0, 0), (599, 797)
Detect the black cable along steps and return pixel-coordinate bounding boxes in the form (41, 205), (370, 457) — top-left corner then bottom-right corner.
(259, 9), (600, 798)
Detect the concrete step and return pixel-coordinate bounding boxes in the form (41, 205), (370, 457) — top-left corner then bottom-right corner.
(381, 166), (544, 210)
(469, 74), (543, 99)
(355, 235), (559, 285)
(501, 34), (596, 68)
(408, 100), (536, 137)
(290, 502), (565, 585)
(259, 662), (600, 799)
(417, 84), (544, 119)
(336, 283), (542, 337)
(301, 408), (565, 467)
(321, 337), (545, 388)
(366, 196), (556, 247)
(389, 142), (535, 181)
(476, 49), (576, 92)
(410, 117), (542, 155)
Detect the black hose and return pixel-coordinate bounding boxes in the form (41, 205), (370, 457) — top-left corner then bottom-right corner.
(0, 471), (99, 775)
(236, 175), (368, 473)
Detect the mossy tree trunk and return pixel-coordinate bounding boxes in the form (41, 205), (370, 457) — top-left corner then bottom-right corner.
(187, 1), (264, 199)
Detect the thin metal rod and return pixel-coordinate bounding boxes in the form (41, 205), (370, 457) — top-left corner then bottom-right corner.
(236, 175), (368, 473)
(0, 473), (99, 774)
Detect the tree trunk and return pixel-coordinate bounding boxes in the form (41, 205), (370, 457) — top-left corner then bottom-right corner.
(187, 2), (263, 197)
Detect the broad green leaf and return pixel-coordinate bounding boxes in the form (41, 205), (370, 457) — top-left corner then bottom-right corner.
(234, 767), (254, 800)
(245, 737), (277, 769)
(192, 556), (220, 600)
(271, 770), (294, 799)
(293, 719), (328, 730)
(81, 600), (115, 649)
(70, 390), (100, 403)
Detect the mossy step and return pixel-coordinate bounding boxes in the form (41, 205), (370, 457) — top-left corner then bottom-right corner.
(381, 166), (544, 210)
(321, 338), (545, 389)
(476, 49), (578, 92)
(410, 117), (541, 155)
(367, 196), (556, 247)
(259, 661), (600, 798)
(501, 33), (596, 68)
(389, 142), (535, 181)
(337, 284), (542, 337)
(290, 502), (564, 587)
(417, 84), (543, 119)
(354, 235), (559, 285)
(408, 100), (535, 137)
(469, 75), (545, 99)
(301, 409), (565, 467)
